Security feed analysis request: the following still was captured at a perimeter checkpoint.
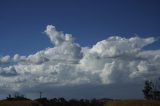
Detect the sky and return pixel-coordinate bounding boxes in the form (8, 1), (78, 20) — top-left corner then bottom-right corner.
(0, 0), (160, 99)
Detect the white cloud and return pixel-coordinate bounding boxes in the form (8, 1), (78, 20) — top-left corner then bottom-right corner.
(44, 25), (73, 46)
(0, 55), (10, 63)
(78, 36), (158, 85)
(13, 54), (27, 62)
(89, 36), (155, 58)
(0, 66), (18, 77)
(0, 25), (159, 91)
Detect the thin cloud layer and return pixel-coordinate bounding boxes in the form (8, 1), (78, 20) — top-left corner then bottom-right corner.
(0, 25), (160, 91)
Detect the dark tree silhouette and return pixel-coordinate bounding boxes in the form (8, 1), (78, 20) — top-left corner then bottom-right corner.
(143, 80), (153, 100)
(6, 93), (30, 101)
(143, 79), (160, 100)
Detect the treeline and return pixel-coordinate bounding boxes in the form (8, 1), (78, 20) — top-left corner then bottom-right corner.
(5, 95), (104, 106)
(5, 93), (104, 106)
(6, 93), (30, 101)
(35, 98), (102, 106)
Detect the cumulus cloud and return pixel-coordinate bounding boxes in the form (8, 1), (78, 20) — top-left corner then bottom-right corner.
(44, 25), (73, 46)
(79, 36), (158, 84)
(0, 55), (10, 63)
(0, 25), (159, 91)
(0, 66), (18, 77)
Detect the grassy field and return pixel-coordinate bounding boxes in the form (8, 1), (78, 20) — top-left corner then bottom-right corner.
(0, 99), (160, 106)
(103, 100), (160, 106)
(0, 100), (42, 106)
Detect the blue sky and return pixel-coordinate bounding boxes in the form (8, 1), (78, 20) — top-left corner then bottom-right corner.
(0, 0), (160, 55)
(0, 0), (160, 99)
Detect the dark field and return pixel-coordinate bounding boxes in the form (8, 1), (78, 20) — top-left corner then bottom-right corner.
(0, 99), (160, 106)
(0, 100), (42, 106)
(103, 100), (160, 106)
